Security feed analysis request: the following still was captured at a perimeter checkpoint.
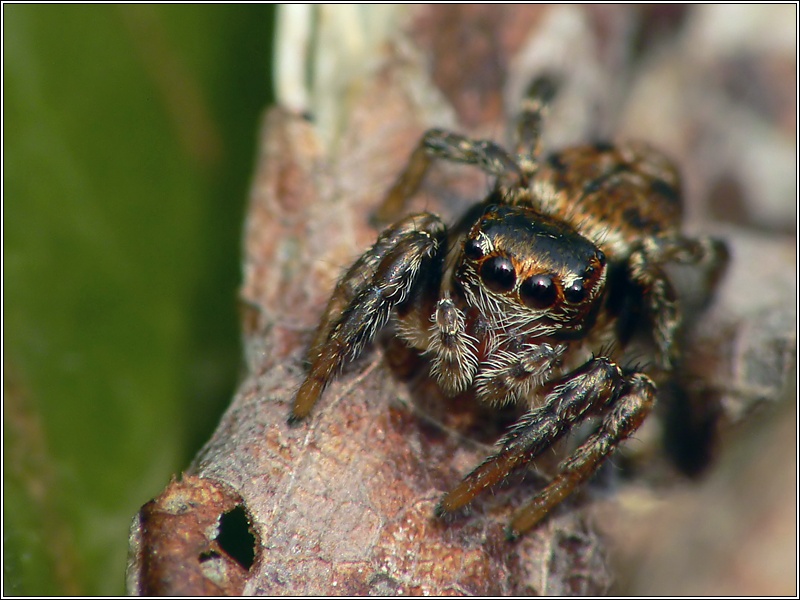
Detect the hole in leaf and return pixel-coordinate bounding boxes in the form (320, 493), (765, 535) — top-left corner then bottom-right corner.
(216, 505), (256, 571)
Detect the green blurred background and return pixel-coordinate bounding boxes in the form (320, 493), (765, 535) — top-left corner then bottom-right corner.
(4, 5), (275, 594)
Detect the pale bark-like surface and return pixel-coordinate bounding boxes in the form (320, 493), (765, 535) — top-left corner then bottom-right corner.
(128, 6), (796, 595)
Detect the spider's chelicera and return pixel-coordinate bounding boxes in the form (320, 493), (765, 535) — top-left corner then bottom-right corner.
(289, 76), (727, 539)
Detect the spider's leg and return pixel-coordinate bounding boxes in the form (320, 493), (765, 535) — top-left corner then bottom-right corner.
(628, 235), (729, 372)
(291, 212), (447, 422)
(658, 235), (730, 302)
(628, 253), (681, 372)
(514, 74), (558, 178)
(306, 213), (445, 363)
(375, 128), (523, 223)
(507, 372), (655, 538)
(435, 356), (626, 516)
(630, 234), (728, 473)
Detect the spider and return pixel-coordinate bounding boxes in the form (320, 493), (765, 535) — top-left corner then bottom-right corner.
(289, 76), (728, 539)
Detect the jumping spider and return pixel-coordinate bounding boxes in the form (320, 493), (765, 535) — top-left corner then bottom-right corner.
(290, 76), (728, 538)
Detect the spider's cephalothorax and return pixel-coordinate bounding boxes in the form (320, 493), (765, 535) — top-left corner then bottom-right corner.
(289, 76), (728, 538)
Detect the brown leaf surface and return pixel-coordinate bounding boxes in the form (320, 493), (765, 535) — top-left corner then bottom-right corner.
(127, 5), (796, 596)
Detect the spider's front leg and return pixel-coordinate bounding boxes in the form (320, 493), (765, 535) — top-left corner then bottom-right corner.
(507, 372), (654, 538)
(435, 356), (656, 538)
(290, 213), (447, 422)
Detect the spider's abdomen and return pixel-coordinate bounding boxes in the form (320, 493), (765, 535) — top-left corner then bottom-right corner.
(533, 141), (684, 260)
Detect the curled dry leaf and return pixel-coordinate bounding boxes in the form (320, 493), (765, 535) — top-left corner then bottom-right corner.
(127, 475), (253, 596)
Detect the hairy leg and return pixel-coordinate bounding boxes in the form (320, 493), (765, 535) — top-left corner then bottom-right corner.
(436, 357), (627, 516)
(375, 129), (523, 223)
(628, 234), (728, 371)
(514, 74), (559, 177)
(507, 372), (655, 538)
(291, 212), (447, 421)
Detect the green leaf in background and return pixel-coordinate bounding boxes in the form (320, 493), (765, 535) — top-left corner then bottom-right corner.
(3, 5), (274, 594)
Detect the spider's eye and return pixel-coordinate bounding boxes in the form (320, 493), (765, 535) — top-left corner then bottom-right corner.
(520, 274), (557, 309)
(464, 238), (484, 261)
(564, 280), (586, 304)
(480, 256), (516, 293)
(595, 249), (606, 267)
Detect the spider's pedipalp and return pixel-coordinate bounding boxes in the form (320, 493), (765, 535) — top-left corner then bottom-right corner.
(426, 296), (479, 396)
(474, 343), (565, 406)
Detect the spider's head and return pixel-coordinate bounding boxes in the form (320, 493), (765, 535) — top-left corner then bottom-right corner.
(456, 204), (607, 335)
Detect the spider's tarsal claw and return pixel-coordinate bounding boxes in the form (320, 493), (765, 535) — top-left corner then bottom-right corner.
(291, 375), (325, 423)
(433, 500), (471, 523)
(438, 450), (524, 514)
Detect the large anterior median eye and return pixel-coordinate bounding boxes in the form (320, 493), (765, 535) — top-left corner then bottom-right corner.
(480, 255), (516, 292)
(520, 274), (557, 309)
